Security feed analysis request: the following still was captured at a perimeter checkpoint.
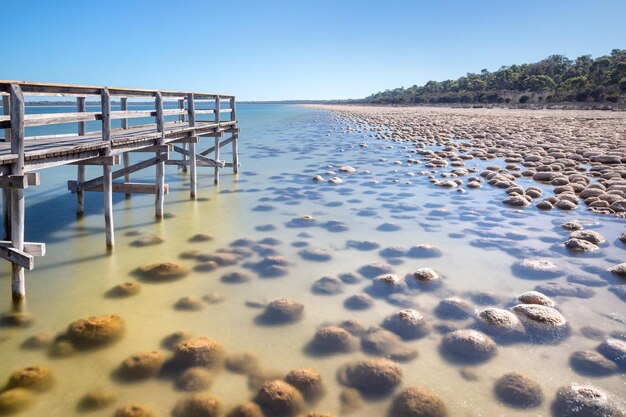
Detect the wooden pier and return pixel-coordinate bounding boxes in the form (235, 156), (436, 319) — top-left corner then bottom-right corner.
(0, 81), (239, 301)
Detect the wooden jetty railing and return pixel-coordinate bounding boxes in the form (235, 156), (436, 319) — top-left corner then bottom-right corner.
(0, 80), (239, 301)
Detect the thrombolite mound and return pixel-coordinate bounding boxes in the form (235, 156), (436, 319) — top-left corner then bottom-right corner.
(225, 352), (260, 375)
(358, 262), (394, 278)
(311, 276), (344, 295)
(225, 402), (264, 417)
(66, 314), (125, 349)
(434, 296), (474, 320)
(597, 338), (626, 367)
(371, 274), (407, 294)
(258, 299), (304, 324)
(494, 372), (543, 408)
(389, 386), (447, 417)
(171, 393), (221, 417)
(0, 388), (34, 414)
(78, 388), (117, 411)
(344, 293), (374, 310)
(106, 282), (141, 298)
(6, 365), (55, 392)
(255, 380), (304, 417)
(512, 304), (568, 340)
(284, 368), (324, 401)
(475, 308), (524, 336)
(117, 351), (164, 381)
(382, 309), (430, 340)
(552, 383), (624, 417)
(512, 259), (563, 279)
(440, 329), (497, 363)
(337, 358), (402, 395)
(114, 403), (155, 417)
(309, 326), (358, 354)
(569, 350), (618, 376)
(174, 337), (225, 369)
(516, 291), (555, 307)
(406, 268), (441, 289)
(133, 262), (189, 282)
(569, 230), (605, 244)
(360, 326), (419, 362)
(609, 263), (626, 279)
(176, 367), (214, 391)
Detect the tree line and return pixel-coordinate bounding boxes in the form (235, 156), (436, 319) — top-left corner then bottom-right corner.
(363, 49), (626, 106)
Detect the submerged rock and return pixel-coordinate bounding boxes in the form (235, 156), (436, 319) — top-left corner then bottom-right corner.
(344, 294), (374, 310)
(172, 393), (221, 417)
(389, 386), (447, 417)
(78, 388), (117, 411)
(358, 262), (394, 278)
(569, 350), (618, 376)
(6, 365), (55, 392)
(225, 402), (264, 417)
(609, 263), (626, 279)
(118, 351), (164, 381)
(494, 373), (543, 408)
(337, 358), (402, 395)
(516, 291), (555, 307)
(434, 297), (473, 320)
(67, 315), (124, 349)
(284, 368), (324, 401)
(475, 308), (523, 336)
(406, 244), (442, 258)
(552, 383), (623, 417)
(225, 352), (260, 374)
(114, 404), (155, 417)
(569, 230), (605, 244)
(255, 380), (304, 417)
(564, 238), (599, 252)
(134, 262), (189, 282)
(512, 304), (568, 340)
(382, 309), (430, 340)
(311, 277), (344, 295)
(310, 326), (358, 353)
(259, 299), (304, 324)
(130, 235), (163, 247)
(176, 367), (214, 392)
(597, 338), (626, 367)
(106, 282), (141, 298)
(440, 329), (497, 363)
(0, 388), (34, 414)
(513, 259), (562, 279)
(174, 337), (225, 369)
(360, 326), (418, 362)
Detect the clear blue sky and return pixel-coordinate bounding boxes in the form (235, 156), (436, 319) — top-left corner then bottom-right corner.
(2, 0), (625, 101)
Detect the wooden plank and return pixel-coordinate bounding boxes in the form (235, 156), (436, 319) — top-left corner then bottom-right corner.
(68, 155), (120, 165)
(67, 182), (169, 195)
(101, 88), (114, 247)
(155, 91), (165, 218)
(0, 241), (45, 256)
(23, 111), (99, 127)
(199, 135), (233, 156)
(232, 132), (239, 173)
(120, 97), (128, 129)
(101, 88), (111, 142)
(128, 145), (170, 153)
(0, 173), (40, 189)
(68, 156), (161, 192)
(0, 244), (33, 270)
(2, 95), (9, 142)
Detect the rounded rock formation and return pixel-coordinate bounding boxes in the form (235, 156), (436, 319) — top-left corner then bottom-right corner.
(67, 314), (124, 349)
(516, 291), (555, 307)
(552, 383), (622, 417)
(255, 380), (304, 417)
(512, 304), (568, 340)
(310, 326), (358, 353)
(0, 388), (34, 414)
(174, 337), (225, 369)
(494, 372), (543, 408)
(134, 262), (189, 282)
(176, 367), (214, 392)
(118, 351), (164, 380)
(6, 365), (54, 392)
(475, 308), (523, 336)
(260, 299), (304, 324)
(337, 358), (402, 394)
(440, 329), (497, 363)
(78, 388), (117, 411)
(172, 393), (221, 417)
(569, 350), (618, 376)
(114, 403), (155, 417)
(284, 368), (324, 401)
(225, 402), (264, 417)
(389, 386), (447, 417)
(382, 309), (430, 340)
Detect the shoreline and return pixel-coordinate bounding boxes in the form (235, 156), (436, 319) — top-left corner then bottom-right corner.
(306, 104), (626, 218)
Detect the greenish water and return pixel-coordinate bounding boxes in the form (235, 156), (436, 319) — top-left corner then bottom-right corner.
(0, 104), (624, 416)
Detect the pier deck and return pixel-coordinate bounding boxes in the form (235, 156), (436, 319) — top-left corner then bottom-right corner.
(0, 80), (240, 301)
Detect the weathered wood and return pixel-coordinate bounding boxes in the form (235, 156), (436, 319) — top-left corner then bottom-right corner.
(69, 155), (119, 165)
(21, 111), (98, 127)
(187, 93), (197, 198)
(101, 88), (112, 143)
(120, 97), (128, 129)
(232, 132), (239, 173)
(9, 84), (25, 299)
(128, 145), (171, 153)
(155, 92), (165, 218)
(199, 134), (232, 156)
(0, 173), (40, 189)
(0, 241), (45, 256)
(2, 189), (10, 240)
(101, 88), (114, 247)
(2, 95), (10, 142)
(68, 156), (162, 192)
(0, 244), (33, 270)
(67, 181), (169, 195)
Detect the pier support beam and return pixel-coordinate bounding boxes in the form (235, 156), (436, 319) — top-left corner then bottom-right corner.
(232, 132), (239, 174)
(187, 93), (197, 199)
(9, 84), (25, 300)
(155, 92), (165, 218)
(101, 88), (114, 247)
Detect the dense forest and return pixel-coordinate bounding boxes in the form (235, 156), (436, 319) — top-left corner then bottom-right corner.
(363, 49), (626, 106)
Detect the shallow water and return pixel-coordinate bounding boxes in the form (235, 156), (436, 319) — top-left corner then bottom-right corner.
(0, 104), (624, 416)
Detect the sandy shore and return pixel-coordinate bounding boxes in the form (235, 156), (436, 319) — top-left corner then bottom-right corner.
(307, 105), (626, 217)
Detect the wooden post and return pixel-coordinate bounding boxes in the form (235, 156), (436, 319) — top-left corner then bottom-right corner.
(2, 96), (11, 240)
(120, 97), (131, 198)
(76, 97), (86, 215)
(155, 92), (165, 217)
(2, 95), (10, 142)
(178, 99), (188, 173)
(101, 88), (114, 247)
(9, 84), (25, 300)
(230, 97), (239, 174)
(187, 93), (197, 198)
(214, 96), (220, 185)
